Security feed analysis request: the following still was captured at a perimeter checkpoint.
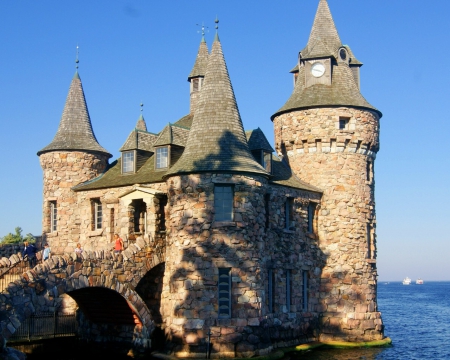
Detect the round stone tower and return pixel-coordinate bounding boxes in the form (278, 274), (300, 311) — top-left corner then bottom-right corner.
(37, 71), (111, 254)
(163, 33), (270, 357)
(271, 0), (384, 341)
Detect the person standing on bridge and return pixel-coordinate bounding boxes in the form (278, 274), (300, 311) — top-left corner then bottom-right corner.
(42, 243), (51, 261)
(114, 233), (124, 255)
(75, 243), (83, 262)
(22, 241), (37, 268)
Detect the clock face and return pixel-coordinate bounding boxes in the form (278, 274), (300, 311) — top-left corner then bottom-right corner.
(311, 62), (325, 78)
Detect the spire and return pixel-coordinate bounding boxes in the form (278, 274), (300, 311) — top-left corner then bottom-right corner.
(188, 30), (209, 80)
(167, 35), (268, 177)
(272, 0), (381, 119)
(37, 73), (111, 157)
(136, 102), (147, 131)
(301, 0), (342, 59)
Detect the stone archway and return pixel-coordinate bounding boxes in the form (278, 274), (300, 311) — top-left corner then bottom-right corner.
(0, 253), (155, 351)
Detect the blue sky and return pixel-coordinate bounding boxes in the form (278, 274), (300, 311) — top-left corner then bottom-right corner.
(0, 0), (449, 281)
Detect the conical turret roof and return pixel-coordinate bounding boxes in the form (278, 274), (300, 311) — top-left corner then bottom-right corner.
(135, 114), (147, 131)
(37, 72), (111, 157)
(272, 0), (381, 119)
(167, 37), (268, 177)
(188, 36), (209, 80)
(301, 0), (341, 59)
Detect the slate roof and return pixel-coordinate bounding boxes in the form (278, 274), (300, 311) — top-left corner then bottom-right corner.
(300, 0), (341, 60)
(246, 128), (274, 152)
(119, 130), (157, 152)
(270, 156), (322, 193)
(153, 124), (190, 147)
(173, 114), (193, 129)
(272, 0), (381, 119)
(166, 36), (269, 178)
(188, 36), (209, 80)
(136, 114), (147, 131)
(73, 156), (166, 191)
(37, 72), (111, 157)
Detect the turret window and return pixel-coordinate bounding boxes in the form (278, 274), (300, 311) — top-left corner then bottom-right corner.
(50, 201), (57, 232)
(218, 268), (231, 318)
(156, 147), (169, 169)
(214, 184), (233, 221)
(122, 151), (135, 173)
(339, 117), (350, 130)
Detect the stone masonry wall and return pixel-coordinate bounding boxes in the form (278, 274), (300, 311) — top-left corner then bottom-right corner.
(273, 107), (384, 341)
(39, 151), (109, 253)
(162, 173), (324, 357)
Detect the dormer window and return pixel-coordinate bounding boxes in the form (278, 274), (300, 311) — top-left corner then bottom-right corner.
(252, 150), (272, 173)
(263, 151), (272, 173)
(156, 147), (169, 169)
(122, 151), (135, 173)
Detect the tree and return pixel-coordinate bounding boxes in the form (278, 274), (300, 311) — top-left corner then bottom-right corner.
(1, 227), (35, 244)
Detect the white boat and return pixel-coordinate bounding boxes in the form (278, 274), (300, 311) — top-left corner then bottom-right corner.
(416, 278), (424, 285)
(402, 277), (411, 285)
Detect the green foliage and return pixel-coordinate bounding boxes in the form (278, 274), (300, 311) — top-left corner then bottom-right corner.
(1, 227), (35, 244)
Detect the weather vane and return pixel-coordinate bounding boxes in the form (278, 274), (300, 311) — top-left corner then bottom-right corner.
(196, 22), (208, 37)
(75, 45), (79, 70)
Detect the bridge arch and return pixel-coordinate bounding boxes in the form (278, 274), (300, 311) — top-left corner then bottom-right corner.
(0, 245), (163, 351)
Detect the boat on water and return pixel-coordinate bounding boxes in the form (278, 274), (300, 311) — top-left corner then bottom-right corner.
(416, 278), (424, 285)
(403, 277), (411, 285)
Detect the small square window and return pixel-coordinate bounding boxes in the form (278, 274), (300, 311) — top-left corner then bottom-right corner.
(156, 147), (169, 169)
(339, 117), (350, 130)
(122, 151), (135, 173)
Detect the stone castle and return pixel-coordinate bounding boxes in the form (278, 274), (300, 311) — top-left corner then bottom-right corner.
(34, 0), (385, 356)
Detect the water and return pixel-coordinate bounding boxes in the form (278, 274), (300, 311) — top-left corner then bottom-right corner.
(19, 282), (450, 359)
(288, 281), (450, 359)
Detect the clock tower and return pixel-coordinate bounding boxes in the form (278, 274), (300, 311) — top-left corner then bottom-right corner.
(272, 0), (384, 342)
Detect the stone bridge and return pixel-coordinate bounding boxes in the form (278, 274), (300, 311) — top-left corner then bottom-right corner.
(0, 236), (165, 353)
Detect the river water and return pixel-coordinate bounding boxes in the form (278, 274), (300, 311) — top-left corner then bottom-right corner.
(23, 281), (450, 359)
(288, 281), (450, 359)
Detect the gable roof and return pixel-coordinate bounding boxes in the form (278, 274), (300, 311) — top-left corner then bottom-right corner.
(37, 72), (111, 157)
(246, 128), (274, 152)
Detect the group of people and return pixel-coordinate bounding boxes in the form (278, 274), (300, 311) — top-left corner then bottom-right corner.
(22, 233), (125, 268)
(22, 241), (51, 268)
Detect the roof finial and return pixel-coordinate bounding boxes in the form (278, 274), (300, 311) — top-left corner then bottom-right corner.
(140, 102), (144, 114)
(196, 22), (209, 41)
(75, 44), (79, 70)
(214, 16), (219, 41)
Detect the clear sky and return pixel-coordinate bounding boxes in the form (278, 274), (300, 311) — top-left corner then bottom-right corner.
(0, 0), (449, 281)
